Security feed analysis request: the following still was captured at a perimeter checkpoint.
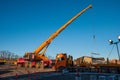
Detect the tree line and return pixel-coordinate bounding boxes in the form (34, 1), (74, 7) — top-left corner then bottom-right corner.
(0, 50), (20, 60)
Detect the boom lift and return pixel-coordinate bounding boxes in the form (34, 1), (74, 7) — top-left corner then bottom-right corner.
(17, 4), (92, 68)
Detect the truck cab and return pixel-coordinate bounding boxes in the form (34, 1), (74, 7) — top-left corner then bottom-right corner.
(54, 53), (73, 71)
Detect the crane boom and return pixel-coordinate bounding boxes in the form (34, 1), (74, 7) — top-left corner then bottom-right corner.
(34, 4), (92, 54)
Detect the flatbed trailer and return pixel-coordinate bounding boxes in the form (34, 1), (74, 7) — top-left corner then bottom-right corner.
(66, 63), (120, 74)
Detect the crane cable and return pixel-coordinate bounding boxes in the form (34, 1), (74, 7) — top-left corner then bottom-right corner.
(90, 0), (98, 57)
(40, 43), (50, 56)
(108, 45), (115, 58)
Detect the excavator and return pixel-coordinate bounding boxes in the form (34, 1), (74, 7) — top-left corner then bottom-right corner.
(16, 4), (92, 68)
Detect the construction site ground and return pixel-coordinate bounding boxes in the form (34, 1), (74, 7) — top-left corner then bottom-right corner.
(0, 63), (120, 80)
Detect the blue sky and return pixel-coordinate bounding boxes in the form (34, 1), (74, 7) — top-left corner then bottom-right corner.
(0, 0), (120, 60)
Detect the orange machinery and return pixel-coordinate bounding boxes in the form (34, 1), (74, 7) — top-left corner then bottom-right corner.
(54, 53), (74, 71)
(17, 4), (92, 68)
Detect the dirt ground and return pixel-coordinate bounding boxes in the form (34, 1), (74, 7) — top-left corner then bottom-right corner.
(1, 64), (120, 80)
(0, 63), (77, 80)
(0, 64), (60, 80)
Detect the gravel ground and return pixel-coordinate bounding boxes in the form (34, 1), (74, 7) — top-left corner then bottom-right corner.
(40, 74), (75, 80)
(1, 64), (120, 80)
(0, 64), (57, 79)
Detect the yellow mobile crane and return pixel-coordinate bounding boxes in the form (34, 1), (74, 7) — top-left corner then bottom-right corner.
(17, 5), (92, 68)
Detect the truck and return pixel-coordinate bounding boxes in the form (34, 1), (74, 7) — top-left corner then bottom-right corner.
(54, 53), (74, 71)
(55, 53), (120, 73)
(16, 4), (92, 68)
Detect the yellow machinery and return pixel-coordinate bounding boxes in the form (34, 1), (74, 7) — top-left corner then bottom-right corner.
(0, 58), (6, 65)
(17, 4), (92, 68)
(53, 5), (92, 70)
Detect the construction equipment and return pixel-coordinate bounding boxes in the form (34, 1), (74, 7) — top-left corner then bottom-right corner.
(0, 58), (6, 65)
(54, 53), (74, 71)
(17, 4), (92, 68)
(55, 53), (120, 73)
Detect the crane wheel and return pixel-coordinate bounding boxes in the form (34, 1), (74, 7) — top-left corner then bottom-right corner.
(35, 63), (40, 68)
(25, 63), (28, 68)
(29, 63), (32, 68)
(17, 64), (22, 67)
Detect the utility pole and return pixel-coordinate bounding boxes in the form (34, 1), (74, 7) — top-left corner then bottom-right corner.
(108, 35), (120, 60)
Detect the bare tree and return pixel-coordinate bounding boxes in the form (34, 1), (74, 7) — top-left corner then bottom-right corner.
(0, 50), (20, 59)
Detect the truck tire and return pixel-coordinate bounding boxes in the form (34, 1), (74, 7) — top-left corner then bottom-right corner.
(17, 64), (22, 67)
(58, 66), (65, 72)
(25, 63), (28, 68)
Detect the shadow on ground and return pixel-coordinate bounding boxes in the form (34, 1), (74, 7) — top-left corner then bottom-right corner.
(0, 71), (75, 80)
